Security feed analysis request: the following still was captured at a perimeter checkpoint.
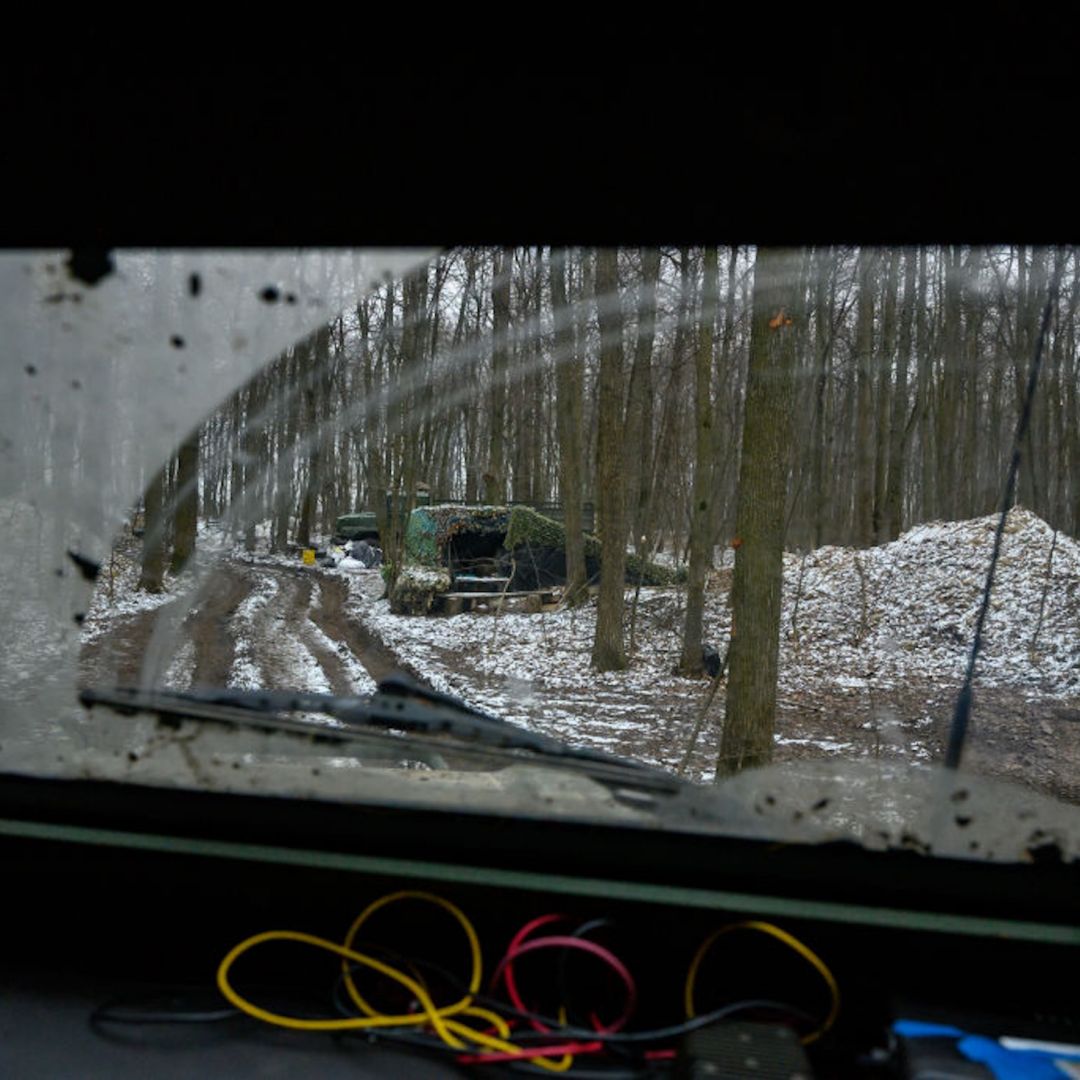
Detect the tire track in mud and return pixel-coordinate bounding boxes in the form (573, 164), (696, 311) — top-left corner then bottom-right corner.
(79, 604), (169, 688)
(310, 573), (427, 686)
(229, 565), (421, 695)
(280, 570), (359, 696)
(82, 559), (439, 701)
(79, 567), (254, 690)
(189, 568), (254, 686)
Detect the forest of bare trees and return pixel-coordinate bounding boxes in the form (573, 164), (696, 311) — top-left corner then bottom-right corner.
(140, 246), (1077, 577)
(124, 245), (1079, 776)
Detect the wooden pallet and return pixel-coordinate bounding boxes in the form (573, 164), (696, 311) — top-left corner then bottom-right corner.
(451, 575), (512, 593)
(440, 589), (557, 615)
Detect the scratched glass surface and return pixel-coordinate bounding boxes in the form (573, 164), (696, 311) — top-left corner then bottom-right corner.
(2, 247), (1078, 863)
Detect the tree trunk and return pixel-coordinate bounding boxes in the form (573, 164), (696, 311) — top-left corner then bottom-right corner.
(487, 246), (510, 503)
(884, 247), (915, 539)
(915, 247), (934, 523)
(679, 246), (719, 676)
(716, 247), (798, 778)
(853, 247), (877, 546)
(873, 249), (899, 542)
(645, 249), (691, 553)
(170, 428), (199, 573)
(591, 247), (628, 671)
(936, 246), (963, 523)
(809, 246), (835, 547)
(550, 247), (588, 603)
(623, 247), (660, 548)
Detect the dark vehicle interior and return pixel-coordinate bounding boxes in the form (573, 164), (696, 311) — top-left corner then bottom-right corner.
(4, 64), (1080, 1079)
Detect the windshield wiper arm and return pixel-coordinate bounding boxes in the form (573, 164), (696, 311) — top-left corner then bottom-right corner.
(79, 675), (682, 793)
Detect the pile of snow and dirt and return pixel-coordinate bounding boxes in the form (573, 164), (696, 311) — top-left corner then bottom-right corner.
(782, 508), (1079, 698)
(338, 509), (1079, 798)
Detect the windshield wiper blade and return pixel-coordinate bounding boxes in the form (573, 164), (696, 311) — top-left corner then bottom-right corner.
(79, 675), (682, 793)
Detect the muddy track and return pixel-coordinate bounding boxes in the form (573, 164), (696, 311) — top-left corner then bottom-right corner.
(79, 604), (169, 688)
(311, 573), (429, 686)
(189, 567), (253, 686)
(273, 566), (367, 696)
(199, 562), (429, 695)
(80, 560), (428, 699)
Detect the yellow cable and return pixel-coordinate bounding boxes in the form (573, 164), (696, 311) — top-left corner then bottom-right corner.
(456, 1005), (513, 1039)
(216, 929), (467, 1046)
(341, 890), (481, 1020)
(443, 1018), (574, 1072)
(684, 920), (840, 1045)
(217, 894), (575, 1072)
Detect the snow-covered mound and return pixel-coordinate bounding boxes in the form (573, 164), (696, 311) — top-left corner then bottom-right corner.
(782, 508), (1079, 698)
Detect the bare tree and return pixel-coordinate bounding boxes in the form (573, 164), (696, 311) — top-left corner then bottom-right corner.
(170, 428), (199, 572)
(550, 247), (588, 603)
(679, 246), (719, 675)
(591, 247), (628, 671)
(717, 248), (799, 777)
(487, 247), (511, 503)
(139, 461), (168, 592)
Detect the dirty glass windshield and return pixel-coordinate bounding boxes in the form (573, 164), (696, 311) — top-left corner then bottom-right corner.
(3, 247), (1078, 863)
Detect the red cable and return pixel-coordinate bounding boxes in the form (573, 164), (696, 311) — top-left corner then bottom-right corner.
(496, 914), (566, 1034)
(493, 935), (637, 1034)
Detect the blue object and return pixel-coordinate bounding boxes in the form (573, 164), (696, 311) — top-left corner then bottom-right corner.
(894, 1020), (1080, 1080)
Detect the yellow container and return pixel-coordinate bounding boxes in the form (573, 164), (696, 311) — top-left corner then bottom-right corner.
(302, 548), (315, 566)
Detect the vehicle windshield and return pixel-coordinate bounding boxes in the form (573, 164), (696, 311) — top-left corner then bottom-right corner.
(3, 247), (1078, 862)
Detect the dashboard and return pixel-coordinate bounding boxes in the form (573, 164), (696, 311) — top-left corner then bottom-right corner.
(3, 773), (1078, 1078)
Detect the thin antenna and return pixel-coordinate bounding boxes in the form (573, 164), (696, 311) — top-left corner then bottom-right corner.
(944, 251), (1065, 769)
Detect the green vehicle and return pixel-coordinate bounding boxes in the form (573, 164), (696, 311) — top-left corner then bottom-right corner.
(334, 491), (431, 544)
(333, 510), (380, 543)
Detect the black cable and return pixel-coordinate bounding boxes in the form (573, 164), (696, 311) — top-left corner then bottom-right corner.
(556, 918), (616, 1030)
(337, 950), (813, 1045)
(335, 952), (575, 1036)
(576, 999), (815, 1045)
(945, 254), (1065, 768)
(91, 1003), (239, 1026)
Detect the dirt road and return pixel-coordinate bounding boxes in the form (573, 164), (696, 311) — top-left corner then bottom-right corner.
(79, 561), (409, 696)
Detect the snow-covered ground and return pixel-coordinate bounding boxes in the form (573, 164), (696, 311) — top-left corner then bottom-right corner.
(337, 508), (1079, 783)
(79, 519), (232, 646)
(78, 508), (1080, 795)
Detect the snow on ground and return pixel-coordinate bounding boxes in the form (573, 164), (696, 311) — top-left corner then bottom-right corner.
(228, 574), (279, 690)
(77, 508), (1079, 791)
(337, 508), (1080, 776)
(227, 573), (334, 697)
(79, 519), (235, 649)
(79, 548), (191, 646)
(342, 568), (701, 741)
(164, 639), (196, 689)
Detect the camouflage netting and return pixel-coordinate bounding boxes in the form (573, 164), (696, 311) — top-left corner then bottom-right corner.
(403, 505), (510, 567)
(504, 505), (680, 588)
(388, 565), (453, 615)
(397, 504), (682, 599)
